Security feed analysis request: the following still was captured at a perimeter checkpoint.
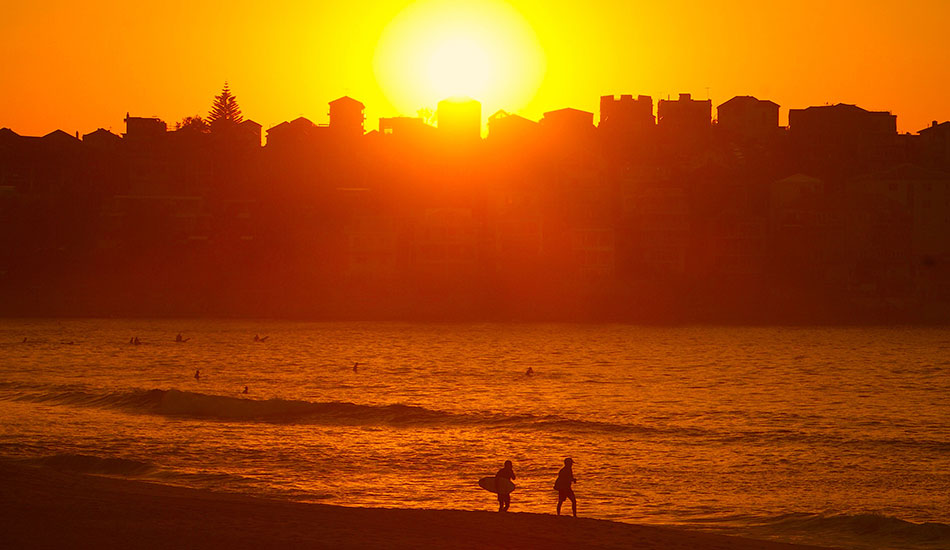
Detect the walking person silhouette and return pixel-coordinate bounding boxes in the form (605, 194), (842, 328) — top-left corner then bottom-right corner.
(555, 457), (577, 517)
(495, 460), (516, 512)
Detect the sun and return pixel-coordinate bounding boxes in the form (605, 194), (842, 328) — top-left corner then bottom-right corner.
(374, 0), (546, 117)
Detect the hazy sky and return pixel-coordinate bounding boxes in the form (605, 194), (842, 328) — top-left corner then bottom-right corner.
(1, 0), (948, 136)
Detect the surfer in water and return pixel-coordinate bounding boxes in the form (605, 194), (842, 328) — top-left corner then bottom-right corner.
(194, 369), (200, 382)
(353, 362), (359, 373)
(555, 458), (577, 517)
(495, 460), (516, 512)
(525, 367), (534, 376)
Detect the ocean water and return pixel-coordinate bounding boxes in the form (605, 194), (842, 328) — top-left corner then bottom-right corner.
(1, 319), (948, 550)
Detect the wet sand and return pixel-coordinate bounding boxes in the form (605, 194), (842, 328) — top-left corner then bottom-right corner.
(0, 461), (835, 549)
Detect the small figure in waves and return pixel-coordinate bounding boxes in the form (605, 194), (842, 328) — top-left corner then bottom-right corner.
(353, 362), (359, 373)
(525, 367), (534, 376)
(129, 337), (134, 344)
(495, 460), (516, 512)
(254, 334), (269, 342)
(194, 369), (200, 382)
(242, 385), (248, 394)
(554, 458), (577, 517)
(175, 333), (190, 343)
(134, 337), (141, 345)
(22, 337), (27, 343)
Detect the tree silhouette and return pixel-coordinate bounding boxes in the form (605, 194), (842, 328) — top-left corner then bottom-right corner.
(207, 83), (243, 124)
(175, 115), (210, 133)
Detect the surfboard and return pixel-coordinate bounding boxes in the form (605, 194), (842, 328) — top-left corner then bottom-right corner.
(478, 476), (515, 495)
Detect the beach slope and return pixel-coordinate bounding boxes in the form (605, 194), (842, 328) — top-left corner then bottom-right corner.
(0, 461), (834, 550)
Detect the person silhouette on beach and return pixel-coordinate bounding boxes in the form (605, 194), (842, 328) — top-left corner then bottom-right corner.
(243, 385), (248, 394)
(194, 369), (200, 382)
(495, 460), (516, 512)
(555, 458), (577, 517)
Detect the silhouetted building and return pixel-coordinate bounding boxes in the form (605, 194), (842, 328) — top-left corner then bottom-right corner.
(414, 207), (479, 277)
(851, 164), (950, 260)
(81, 128), (122, 149)
(379, 116), (434, 140)
(329, 96), (365, 138)
(717, 96), (779, 141)
(599, 94), (654, 132)
(123, 115), (166, 141)
(657, 93), (711, 132)
(5, 90), (950, 322)
(540, 108), (594, 136)
(768, 174), (827, 276)
(437, 97), (481, 142)
(788, 103), (897, 174)
(487, 110), (538, 143)
(617, 175), (690, 280)
(918, 120), (950, 170)
(266, 117), (316, 148)
(597, 95), (657, 162)
(235, 120), (263, 148)
(788, 103), (896, 140)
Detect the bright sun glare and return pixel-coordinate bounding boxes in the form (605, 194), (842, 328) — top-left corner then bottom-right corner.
(374, 0), (546, 116)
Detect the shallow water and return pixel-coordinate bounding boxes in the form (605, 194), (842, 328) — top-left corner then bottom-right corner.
(1, 320), (949, 549)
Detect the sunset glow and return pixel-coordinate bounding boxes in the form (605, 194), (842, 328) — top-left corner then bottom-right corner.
(373, 0), (545, 117)
(4, 1), (950, 548)
(0, 1), (948, 134)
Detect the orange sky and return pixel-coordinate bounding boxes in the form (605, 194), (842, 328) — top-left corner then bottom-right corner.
(1, 0), (948, 137)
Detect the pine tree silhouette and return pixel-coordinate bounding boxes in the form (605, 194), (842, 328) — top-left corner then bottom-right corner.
(208, 82), (243, 124)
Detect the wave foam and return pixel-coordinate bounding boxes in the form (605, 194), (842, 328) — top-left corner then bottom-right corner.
(754, 512), (950, 550)
(6, 387), (667, 434)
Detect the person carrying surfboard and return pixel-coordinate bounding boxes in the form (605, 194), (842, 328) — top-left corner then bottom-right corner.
(555, 457), (577, 517)
(495, 460), (516, 512)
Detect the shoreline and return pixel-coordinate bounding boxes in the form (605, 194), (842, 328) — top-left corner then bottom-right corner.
(0, 461), (835, 550)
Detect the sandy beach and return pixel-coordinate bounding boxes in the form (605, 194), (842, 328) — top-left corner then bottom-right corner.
(0, 461), (835, 550)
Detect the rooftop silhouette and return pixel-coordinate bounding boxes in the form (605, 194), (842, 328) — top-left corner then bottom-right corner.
(1, 87), (949, 322)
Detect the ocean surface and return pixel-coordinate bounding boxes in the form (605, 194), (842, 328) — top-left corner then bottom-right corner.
(1, 319), (948, 549)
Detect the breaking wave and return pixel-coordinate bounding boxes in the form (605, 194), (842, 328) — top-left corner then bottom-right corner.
(748, 512), (950, 550)
(6, 386), (677, 433)
(5, 386), (950, 451)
